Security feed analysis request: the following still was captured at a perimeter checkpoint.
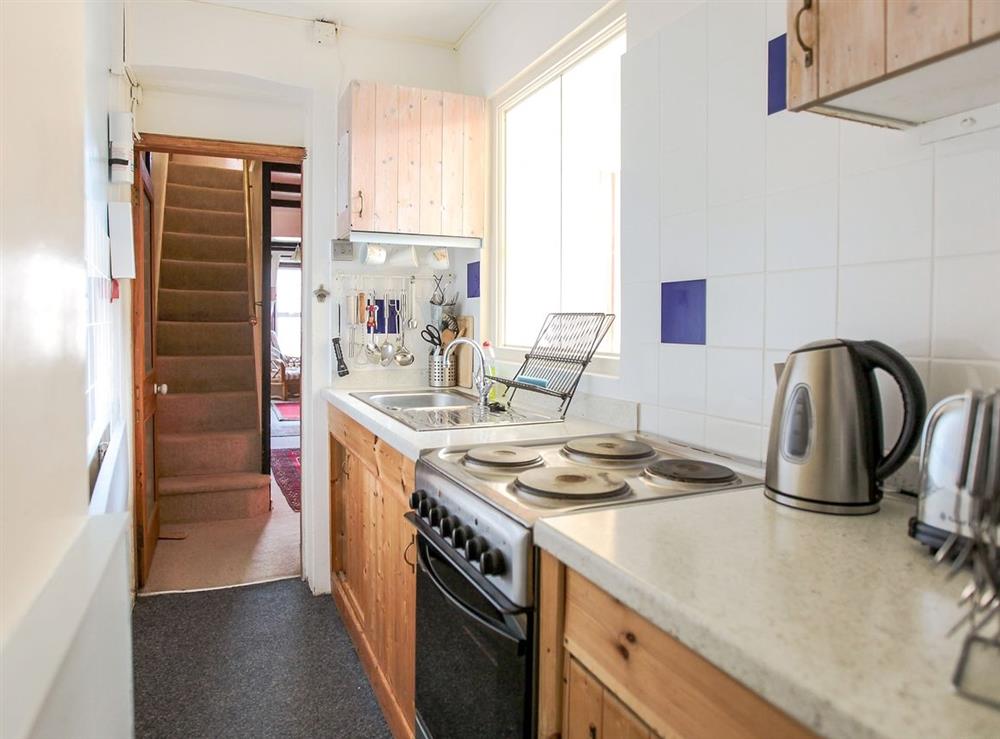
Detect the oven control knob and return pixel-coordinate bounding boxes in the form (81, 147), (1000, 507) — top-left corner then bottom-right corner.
(409, 490), (427, 510)
(451, 525), (474, 549)
(418, 498), (437, 518)
(428, 506), (448, 528)
(439, 516), (459, 538)
(465, 536), (489, 561)
(479, 548), (505, 576)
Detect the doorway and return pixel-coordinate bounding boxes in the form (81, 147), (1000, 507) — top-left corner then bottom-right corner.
(263, 163), (304, 521)
(131, 134), (306, 593)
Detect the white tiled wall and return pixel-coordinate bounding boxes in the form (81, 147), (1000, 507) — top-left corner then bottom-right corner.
(621, 0), (1000, 462)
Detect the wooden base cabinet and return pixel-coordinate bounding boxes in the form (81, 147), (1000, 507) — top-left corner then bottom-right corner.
(538, 552), (816, 739)
(329, 405), (416, 739)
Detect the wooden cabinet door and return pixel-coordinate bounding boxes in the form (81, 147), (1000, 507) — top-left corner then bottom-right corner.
(565, 658), (605, 739)
(419, 89), (444, 235)
(887, 0), (970, 73)
(462, 95), (486, 238)
(349, 81), (376, 232)
(373, 83), (400, 233)
(818, 0), (886, 98)
(603, 691), (651, 739)
(786, 0), (819, 108)
(972, 0), (1000, 41)
(342, 451), (372, 627)
(397, 86), (422, 234)
(384, 480), (416, 722)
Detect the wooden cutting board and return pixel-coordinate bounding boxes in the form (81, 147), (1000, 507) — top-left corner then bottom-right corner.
(456, 316), (474, 389)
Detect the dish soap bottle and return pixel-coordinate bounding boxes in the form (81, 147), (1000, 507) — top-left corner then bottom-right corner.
(482, 340), (499, 403)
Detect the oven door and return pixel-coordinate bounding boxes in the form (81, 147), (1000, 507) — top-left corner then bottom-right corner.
(407, 513), (533, 739)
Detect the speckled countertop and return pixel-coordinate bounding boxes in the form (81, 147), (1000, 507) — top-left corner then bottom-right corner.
(322, 388), (624, 460)
(535, 489), (999, 739)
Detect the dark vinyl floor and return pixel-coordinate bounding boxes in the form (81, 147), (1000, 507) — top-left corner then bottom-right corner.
(133, 578), (391, 739)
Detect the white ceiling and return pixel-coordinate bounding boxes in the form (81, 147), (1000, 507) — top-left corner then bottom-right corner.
(195, 0), (494, 46)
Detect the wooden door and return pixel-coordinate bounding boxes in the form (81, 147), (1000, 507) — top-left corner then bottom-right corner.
(818, 0), (886, 98)
(342, 449), (369, 625)
(973, 0), (1000, 40)
(786, 0), (819, 108)
(349, 81), (376, 232)
(887, 0), (970, 73)
(565, 658), (605, 739)
(132, 152), (160, 586)
(603, 690), (651, 739)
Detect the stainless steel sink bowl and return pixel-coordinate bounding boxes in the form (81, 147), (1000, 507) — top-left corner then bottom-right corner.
(365, 390), (477, 411)
(350, 389), (562, 431)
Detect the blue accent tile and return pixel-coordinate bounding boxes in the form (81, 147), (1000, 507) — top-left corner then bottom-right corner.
(467, 261), (481, 299)
(768, 34), (787, 115)
(660, 279), (706, 345)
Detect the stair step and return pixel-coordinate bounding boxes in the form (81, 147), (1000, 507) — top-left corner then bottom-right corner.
(157, 391), (258, 433)
(157, 321), (253, 356)
(166, 183), (244, 213)
(158, 288), (249, 322)
(164, 206), (244, 238)
(162, 232), (246, 263)
(157, 429), (260, 476)
(158, 471), (270, 496)
(156, 355), (255, 393)
(159, 258), (248, 291)
(168, 163), (243, 190)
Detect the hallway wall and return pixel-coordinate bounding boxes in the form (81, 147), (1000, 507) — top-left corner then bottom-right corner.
(1, 1), (134, 737)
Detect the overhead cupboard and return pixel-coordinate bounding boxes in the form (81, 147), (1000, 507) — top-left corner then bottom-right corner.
(787, 0), (1000, 127)
(337, 81), (486, 245)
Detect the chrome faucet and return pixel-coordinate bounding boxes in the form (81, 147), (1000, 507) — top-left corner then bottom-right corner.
(443, 338), (493, 411)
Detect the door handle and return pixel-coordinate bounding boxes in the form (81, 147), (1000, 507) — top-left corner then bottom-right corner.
(154, 383), (169, 395)
(794, 0), (814, 68)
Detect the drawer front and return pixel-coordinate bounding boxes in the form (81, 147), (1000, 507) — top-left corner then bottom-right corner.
(563, 569), (814, 739)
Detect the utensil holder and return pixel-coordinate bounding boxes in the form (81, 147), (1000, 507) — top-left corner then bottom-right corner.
(428, 355), (456, 388)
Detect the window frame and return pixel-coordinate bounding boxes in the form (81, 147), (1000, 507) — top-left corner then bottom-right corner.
(489, 8), (626, 376)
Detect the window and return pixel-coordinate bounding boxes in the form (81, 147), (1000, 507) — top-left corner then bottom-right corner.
(275, 263), (302, 358)
(498, 26), (625, 357)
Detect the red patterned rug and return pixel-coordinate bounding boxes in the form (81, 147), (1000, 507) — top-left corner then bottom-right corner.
(273, 401), (301, 422)
(271, 448), (301, 512)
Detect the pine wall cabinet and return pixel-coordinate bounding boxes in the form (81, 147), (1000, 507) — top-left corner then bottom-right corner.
(337, 81), (486, 240)
(787, 0), (1000, 127)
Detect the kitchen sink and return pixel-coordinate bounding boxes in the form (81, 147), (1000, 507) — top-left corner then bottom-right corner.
(364, 390), (477, 411)
(350, 389), (562, 431)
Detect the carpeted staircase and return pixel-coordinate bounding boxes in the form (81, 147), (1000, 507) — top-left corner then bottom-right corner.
(155, 162), (270, 523)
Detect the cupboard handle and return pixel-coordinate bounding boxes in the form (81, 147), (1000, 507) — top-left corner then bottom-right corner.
(588, 724), (597, 739)
(794, 0), (814, 68)
(357, 189), (364, 218)
(403, 538), (415, 572)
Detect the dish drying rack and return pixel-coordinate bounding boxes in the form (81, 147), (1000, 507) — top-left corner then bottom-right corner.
(485, 312), (615, 417)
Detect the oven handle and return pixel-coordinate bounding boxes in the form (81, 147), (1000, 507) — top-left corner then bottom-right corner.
(413, 532), (528, 645)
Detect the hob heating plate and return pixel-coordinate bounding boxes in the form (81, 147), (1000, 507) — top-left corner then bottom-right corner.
(425, 434), (762, 527)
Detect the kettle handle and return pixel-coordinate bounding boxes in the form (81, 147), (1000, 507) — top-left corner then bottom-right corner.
(853, 340), (927, 481)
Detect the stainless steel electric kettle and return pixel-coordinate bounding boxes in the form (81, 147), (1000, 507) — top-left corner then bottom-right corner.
(765, 339), (926, 515)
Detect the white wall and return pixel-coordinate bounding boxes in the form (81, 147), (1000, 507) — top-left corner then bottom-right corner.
(128, 0), (463, 594)
(619, 0), (1000, 462)
(458, 0), (608, 96)
(1, 1), (133, 736)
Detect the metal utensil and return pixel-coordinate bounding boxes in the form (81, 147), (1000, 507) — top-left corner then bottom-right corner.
(379, 293), (396, 366)
(394, 301), (414, 366)
(364, 301), (381, 363)
(407, 276), (419, 329)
